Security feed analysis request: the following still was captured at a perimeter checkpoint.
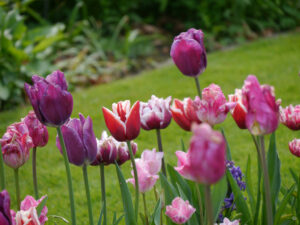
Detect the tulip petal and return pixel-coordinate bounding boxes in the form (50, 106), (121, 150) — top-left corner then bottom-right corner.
(125, 101), (141, 140)
(46, 70), (68, 91)
(82, 116), (97, 163)
(171, 107), (191, 131)
(102, 107), (126, 141)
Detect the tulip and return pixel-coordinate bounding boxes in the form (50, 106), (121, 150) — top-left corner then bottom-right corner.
(15, 207), (40, 225)
(24, 70), (73, 127)
(0, 190), (12, 225)
(194, 84), (235, 126)
(170, 97), (201, 131)
(170, 28), (207, 77)
(102, 100), (140, 142)
(165, 197), (196, 224)
(56, 113), (97, 166)
(289, 138), (300, 157)
(116, 141), (137, 165)
(242, 75), (280, 136)
(140, 95), (172, 130)
(280, 105), (300, 130)
(215, 218), (240, 225)
(228, 89), (248, 129)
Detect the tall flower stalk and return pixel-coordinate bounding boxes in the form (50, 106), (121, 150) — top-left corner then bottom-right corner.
(142, 193), (149, 225)
(32, 147), (38, 199)
(156, 129), (166, 176)
(14, 168), (20, 209)
(83, 164), (94, 225)
(204, 185), (213, 225)
(100, 164), (107, 225)
(194, 77), (202, 98)
(0, 146), (5, 190)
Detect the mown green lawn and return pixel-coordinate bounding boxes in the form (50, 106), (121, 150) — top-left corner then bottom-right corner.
(1, 31), (299, 225)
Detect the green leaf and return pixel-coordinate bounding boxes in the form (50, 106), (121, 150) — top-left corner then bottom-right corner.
(0, 84), (9, 100)
(33, 33), (64, 53)
(297, 175), (300, 222)
(245, 155), (255, 215)
(274, 184), (296, 225)
(221, 129), (232, 161)
(226, 170), (252, 224)
(180, 138), (186, 152)
(113, 215), (124, 225)
(212, 176), (228, 222)
(36, 195), (48, 217)
(97, 203), (103, 225)
(115, 163), (137, 225)
(150, 199), (161, 225)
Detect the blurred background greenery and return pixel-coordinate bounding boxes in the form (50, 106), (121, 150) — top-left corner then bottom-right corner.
(0, 0), (299, 110)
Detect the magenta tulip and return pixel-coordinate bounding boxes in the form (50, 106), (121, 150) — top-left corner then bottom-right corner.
(289, 139), (300, 157)
(56, 113), (97, 166)
(165, 197), (196, 224)
(0, 190), (12, 225)
(228, 89), (248, 129)
(280, 105), (300, 130)
(24, 70), (73, 127)
(0, 122), (33, 169)
(140, 95), (172, 130)
(175, 123), (226, 184)
(171, 28), (207, 77)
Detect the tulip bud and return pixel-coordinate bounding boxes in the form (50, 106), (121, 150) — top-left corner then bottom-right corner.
(22, 111), (49, 148)
(289, 139), (300, 157)
(280, 105), (300, 130)
(24, 70), (73, 127)
(0, 122), (33, 169)
(102, 100), (140, 141)
(116, 141), (137, 165)
(0, 190), (12, 225)
(165, 197), (196, 224)
(175, 123), (226, 185)
(56, 114), (97, 166)
(171, 28), (207, 77)
(140, 95), (172, 130)
(228, 89), (248, 129)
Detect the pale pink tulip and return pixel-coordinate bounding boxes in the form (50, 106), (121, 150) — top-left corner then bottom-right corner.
(165, 197), (196, 224)
(280, 105), (300, 130)
(289, 139), (300, 157)
(215, 217), (240, 225)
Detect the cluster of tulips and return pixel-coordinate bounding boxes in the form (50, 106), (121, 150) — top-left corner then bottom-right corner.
(0, 28), (299, 225)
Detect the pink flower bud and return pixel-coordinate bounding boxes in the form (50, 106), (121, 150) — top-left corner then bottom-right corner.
(280, 105), (300, 130)
(228, 89), (248, 129)
(215, 217), (240, 225)
(140, 95), (172, 130)
(22, 111), (49, 148)
(102, 100), (140, 141)
(116, 141), (137, 165)
(289, 139), (300, 157)
(194, 84), (234, 126)
(0, 122), (33, 169)
(165, 197), (195, 224)
(171, 28), (207, 77)
(175, 123), (226, 184)
(15, 207), (40, 225)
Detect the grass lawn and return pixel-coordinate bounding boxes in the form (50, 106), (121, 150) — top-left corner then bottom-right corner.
(1, 31), (299, 224)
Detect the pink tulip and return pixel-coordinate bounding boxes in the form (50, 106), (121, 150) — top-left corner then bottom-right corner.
(116, 141), (138, 165)
(22, 111), (49, 148)
(20, 196), (47, 225)
(215, 217), (240, 225)
(170, 97), (201, 131)
(242, 75), (281, 135)
(15, 207), (40, 225)
(194, 84), (235, 126)
(127, 149), (163, 193)
(228, 89), (248, 129)
(140, 95), (172, 130)
(280, 105), (300, 130)
(289, 139), (300, 157)
(165, 197), (196, 224)
(102, 100), (140, 141)
(175, 123), (226, 184)
(0, 122), (33, 169)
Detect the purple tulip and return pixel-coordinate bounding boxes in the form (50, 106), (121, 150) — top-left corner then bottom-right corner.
(170, 28), (207, 77)
(56, 113), (97, 166)
(0, 190), (12, 225)
(24, 70), (73, 127)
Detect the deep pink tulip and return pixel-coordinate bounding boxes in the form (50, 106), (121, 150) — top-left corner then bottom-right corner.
(19, 196), (47, 225)
(242, 75), (281, 135)
(194, 84), (235, 126)
(116, 141), (138, 165)
(165, 197), (195, 224)
(0, 190), (12, 225)
(289, 139), (300, 157)
(15, 207), (40, 225)
(215, 218), (240, 225)
(140, 95), (172, 130)
(170, 28), (207, 77)
(170, 97), (201, 131)
(22, 111), (48, 148)
(0, 122), (33, 169)
(175, 123), (226, 184)
(102, 100), (140, 141)
(56, 114), (97, 166)
(127, 149), (163, 193)
(280, 105), (300, 130)
(24, 70), (73, 127)
(228, 89), (248, 129)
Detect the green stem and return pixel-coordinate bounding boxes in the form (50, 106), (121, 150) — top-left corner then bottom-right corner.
(127, 141), (139, 221)
(0, 145), (5, 190)
(204, 185), (213, 225)
(14, 168), (20, 210)
(83, 164), (94, 225)
(156, 129), (166, 177)
(100, 164), (107, 225)
(57, 127), (77, 225)
(259, 136), (273, 225)
(142, 193), (149, 225)
(153, 185), (158, 202)
(196, 184), (204, 225)
(32, 147), (39, 199)
(194, 77), (202, 98)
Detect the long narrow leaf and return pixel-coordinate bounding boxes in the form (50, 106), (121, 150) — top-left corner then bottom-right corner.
(212, 176), (228, 222)
(36, 196), (48, 217)
(245, 155), (256, 215)
(221, 129), (232, 161)
(150, 199), (161, 225)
